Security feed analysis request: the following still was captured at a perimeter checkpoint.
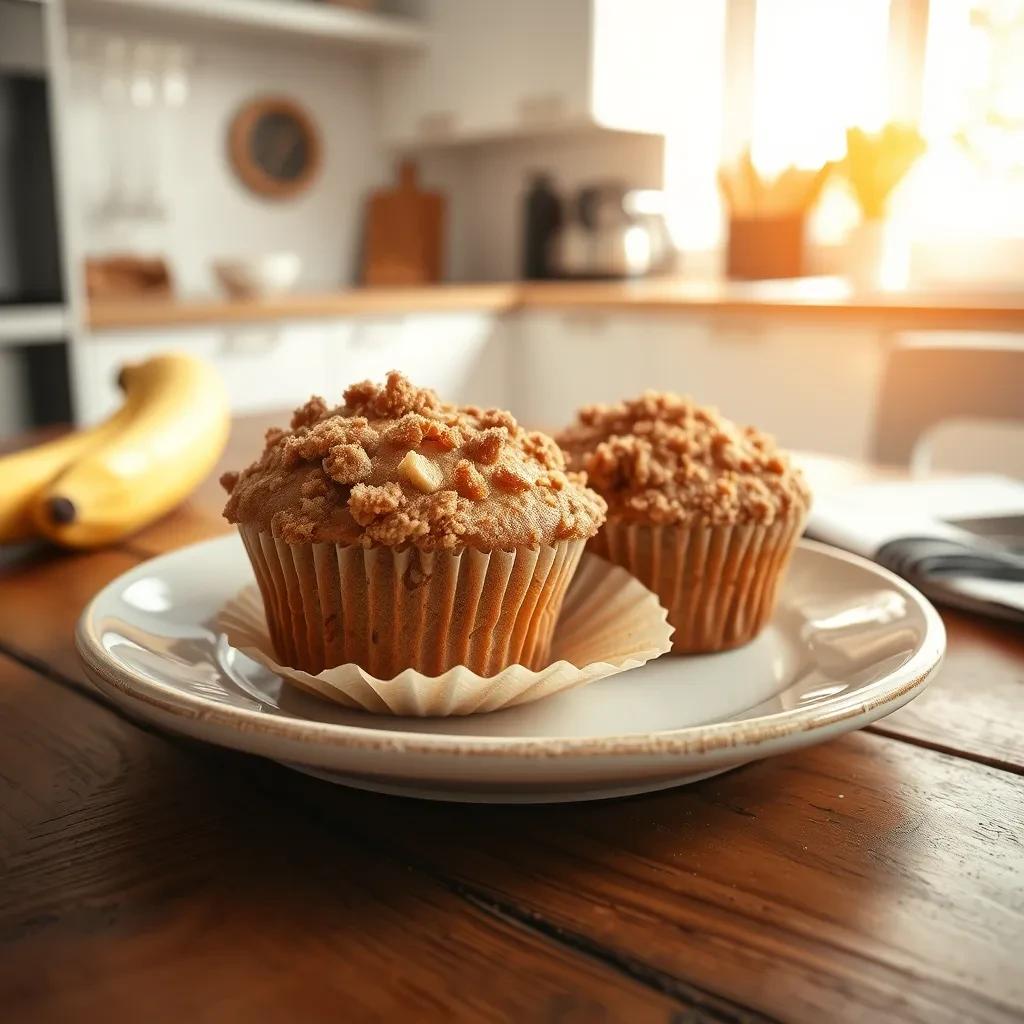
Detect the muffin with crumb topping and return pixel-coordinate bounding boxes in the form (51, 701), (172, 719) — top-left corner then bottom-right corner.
(221, 371), (606, 679)
(558, 392), (810, 654)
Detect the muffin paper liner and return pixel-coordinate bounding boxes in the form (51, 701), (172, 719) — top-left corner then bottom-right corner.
(590, 514), (805, 654)
(222, 530), (671, 716)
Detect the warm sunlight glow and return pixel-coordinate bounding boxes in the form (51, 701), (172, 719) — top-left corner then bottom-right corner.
(662, 1), (727, 251)
(905, 0), (1024, 240)
(750, 0), (891, 176)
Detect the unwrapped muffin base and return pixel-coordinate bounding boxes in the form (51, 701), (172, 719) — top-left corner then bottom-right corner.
(218, 553), (672, 717)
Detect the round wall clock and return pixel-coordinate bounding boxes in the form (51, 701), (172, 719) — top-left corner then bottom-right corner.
(228, 96), (321, 199)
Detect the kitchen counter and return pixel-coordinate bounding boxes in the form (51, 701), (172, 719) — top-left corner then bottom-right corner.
(86, 282), (522, 330)
(87, 276), (1024, 332)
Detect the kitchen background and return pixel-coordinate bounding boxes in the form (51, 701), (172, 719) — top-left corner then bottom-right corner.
(1, 0), (1022, 475)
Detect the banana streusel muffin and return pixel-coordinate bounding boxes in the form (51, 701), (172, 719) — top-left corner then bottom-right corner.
(558, 391), (810, 654)
(222, 371), (606, 678)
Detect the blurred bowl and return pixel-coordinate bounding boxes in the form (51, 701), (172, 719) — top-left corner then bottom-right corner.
(214, 253), (302, 299)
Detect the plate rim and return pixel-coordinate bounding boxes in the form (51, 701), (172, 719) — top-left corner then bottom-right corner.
(77, 535), (946, 761)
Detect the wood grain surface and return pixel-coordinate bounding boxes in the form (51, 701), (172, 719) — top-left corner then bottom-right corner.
(272, 736), (1024, 1024)
(0, 660), (687, 1024)
(1, 417), (1022, 1023)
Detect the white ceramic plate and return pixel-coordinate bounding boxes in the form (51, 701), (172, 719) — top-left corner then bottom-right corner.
(77, 536), (945, 803)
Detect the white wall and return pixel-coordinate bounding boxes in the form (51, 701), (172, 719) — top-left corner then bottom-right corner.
(63, 19), (386, 296)
(62, 10), (665, 294)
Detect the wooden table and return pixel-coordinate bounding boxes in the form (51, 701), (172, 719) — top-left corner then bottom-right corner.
(2, 419), (1023, 1024)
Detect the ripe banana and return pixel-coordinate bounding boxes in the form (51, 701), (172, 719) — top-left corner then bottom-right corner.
(32, 353), (230, 549)
(0, 400), (143, 544)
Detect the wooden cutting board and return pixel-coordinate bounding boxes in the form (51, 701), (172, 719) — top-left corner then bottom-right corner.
(362, 160), (445, 287)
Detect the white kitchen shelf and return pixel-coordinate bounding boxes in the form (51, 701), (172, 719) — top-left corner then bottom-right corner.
(66, 0), (427, 52)
(0, 305), (70, 347)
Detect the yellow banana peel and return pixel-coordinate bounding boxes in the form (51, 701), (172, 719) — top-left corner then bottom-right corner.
(31, 353), (230, 549)
(0, 400), (141, 544)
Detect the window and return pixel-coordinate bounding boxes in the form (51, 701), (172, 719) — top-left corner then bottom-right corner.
(749, 0), (891, 176)
(665, 0), (1024, 276)
(908, 0), (1024, 237)
(666, 0), (893, 255)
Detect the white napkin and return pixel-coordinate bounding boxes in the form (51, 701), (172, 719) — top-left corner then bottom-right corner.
(805, 473), (1024, 623)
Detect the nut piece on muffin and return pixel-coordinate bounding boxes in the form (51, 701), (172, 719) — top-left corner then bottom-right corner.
(222, 371), (606, 679)
(558, 391), (810, 654)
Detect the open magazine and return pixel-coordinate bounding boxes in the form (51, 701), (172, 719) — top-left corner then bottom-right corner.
(805, 474), (1024, 624)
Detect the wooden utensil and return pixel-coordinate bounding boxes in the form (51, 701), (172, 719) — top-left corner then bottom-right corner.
(362, 160), (445, 287)
(718, 154), (833, 219)
(718, 153), (835, 280)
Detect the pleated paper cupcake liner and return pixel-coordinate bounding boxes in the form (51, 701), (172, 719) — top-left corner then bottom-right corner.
(590, 513), (805, 654)
(238, 525), (587, 679)
(219, 552), (672, 716)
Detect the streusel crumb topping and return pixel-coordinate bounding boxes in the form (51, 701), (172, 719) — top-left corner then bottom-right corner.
(222, 371), (606, 550)
(557, 391), (810, 527)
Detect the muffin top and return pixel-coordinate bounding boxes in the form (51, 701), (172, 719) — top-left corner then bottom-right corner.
(557, 391), (810, 527)
(221, 371), (606, 551)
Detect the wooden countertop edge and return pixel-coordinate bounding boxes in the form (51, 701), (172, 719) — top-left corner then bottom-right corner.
(85, 278), (1024, 331)
(86, 284), (523, 329)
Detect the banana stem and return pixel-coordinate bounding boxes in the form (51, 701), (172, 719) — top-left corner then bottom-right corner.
(48, 497), (77, 524)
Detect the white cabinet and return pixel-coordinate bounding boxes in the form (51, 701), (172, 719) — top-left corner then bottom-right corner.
(376, 0), (687, 147)
(512, 312), (886, 460)
(74, 309), (885, 462)
(75, 323), (334, 424)
(74, 311), (510, 425)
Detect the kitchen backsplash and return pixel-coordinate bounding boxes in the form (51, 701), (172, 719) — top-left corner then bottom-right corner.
(65, 13), (667, 294)
(65, 21), (386, 296)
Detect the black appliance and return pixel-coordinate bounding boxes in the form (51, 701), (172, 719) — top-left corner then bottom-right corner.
(0, 73), (63, 306)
